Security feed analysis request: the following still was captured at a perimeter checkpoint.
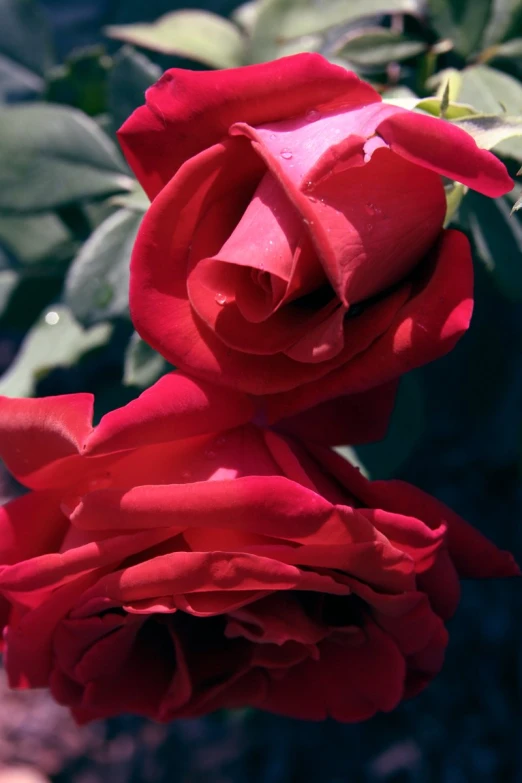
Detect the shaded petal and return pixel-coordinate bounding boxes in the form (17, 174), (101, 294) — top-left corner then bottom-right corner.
(263, 621), (405, 721)
(0, 491), (67, 569)
(84, 372), (255, 456)
(403, 623), (448, 698)
(357, 508), (445, 573)
(265, 230), (473, 420)
(274, 381), (398, 444)
(417, 549), (461, 620)
(5, 572), (99, 688)
(362, 479), (519, 579)
(0, 394), (93, 489)
(226, 593), (327, 647)
(306, 446), (518, 581)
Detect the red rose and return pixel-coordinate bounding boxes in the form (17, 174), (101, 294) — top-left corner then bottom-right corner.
(0, 374), (516, 723)
(119, 53), (512, 421)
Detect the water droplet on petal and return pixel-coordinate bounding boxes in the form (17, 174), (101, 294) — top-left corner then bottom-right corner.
(367, 223), (374, 233)
(215, 435), (228, 446)
(215, 293), (227, 306)
(205, 449), (216, 460)
(181, 470), (191, 480)
(304, 180), (314, 191)
(308, 196), (317, 203)
(269, 133), (276, 140)
(280, 149), (293, 160)
(365, 202), (382, 217)
(87, 474), (112, 492)
(305, 109), (320, 122)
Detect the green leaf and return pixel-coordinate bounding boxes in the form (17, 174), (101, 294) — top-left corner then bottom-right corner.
(104, 11), (245, 69)
(0, 0), (53, 99)
(480, 36), (522, 62)
(444, 181), (468, 225)
(427, 0), (492, 58)
(45, 46), (111, 117)
(123, 331), (168, 388)
(481, 0), (522, 48)
(415, 96), (477, 118)
(0, 212), (75, 266)
(250, 0), (418, 62)
(353, 374), (425, 479)
(461, 191), (522, 300)
(452, 113), (522, 152)
(336, 28), (427, 67)
(107, 45), (161, 132)
(109, 181), (150, 212)
(511, 193), (522, 213)
(333, 446), (369, 479)
(382, 85), (419, 104)
(0, 268), (19, 318)
(270, 34), (323, 58)
(0, 306), (112, 397)
(0, 103), (133, 214)
(457, 65), (522, 114)
(439, 77), (450, 116)
(427, 67), (463, 101)
(231, 0), (260, 34)
(65, 208), (142, 326)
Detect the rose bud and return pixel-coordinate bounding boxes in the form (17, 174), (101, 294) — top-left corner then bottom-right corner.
(119, 53), (512, 421)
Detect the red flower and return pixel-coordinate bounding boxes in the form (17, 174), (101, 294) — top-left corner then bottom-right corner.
(119, 53), (512, 421)
(0, 375), (516, 723)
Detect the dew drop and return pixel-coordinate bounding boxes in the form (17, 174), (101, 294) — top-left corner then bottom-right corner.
(181, 470), (191, 480)
(280, 149), (293, 160)
(87, 475), (112, 491)
(269, 133), (276, 140)
(205, 449), (216, 460)
(305, 109), (320, 122)
(364, 202), (382, 217)
(308, 196), (317, 203)
(44, 311), (60, 326)
(366, 223), (374, 233)
(304, 180), (314, 191)
(215, 292), (227, 306)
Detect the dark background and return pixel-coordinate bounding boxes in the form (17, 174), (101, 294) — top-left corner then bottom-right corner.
(0, 0), (521, 780)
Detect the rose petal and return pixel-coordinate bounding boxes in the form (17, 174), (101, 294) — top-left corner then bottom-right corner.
(274, 381), (398, 444)
(0, 394), (93, 488)
(84, 372), (255, 456)
(118, 53), (380, 199)
(265, 229), (473, 419)
(377, 110), (513, 197)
